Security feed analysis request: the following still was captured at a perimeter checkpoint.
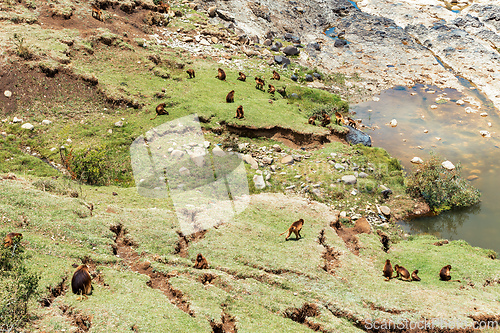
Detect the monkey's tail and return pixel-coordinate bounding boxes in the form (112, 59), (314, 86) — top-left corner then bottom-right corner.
(279, 231), (287, 236)
(150, 114), (158, 120)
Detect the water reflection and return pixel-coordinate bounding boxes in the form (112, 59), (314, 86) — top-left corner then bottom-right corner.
(351, 84), (500, 253)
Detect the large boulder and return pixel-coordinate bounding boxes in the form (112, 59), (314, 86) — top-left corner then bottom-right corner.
(283, 45), (299, 56)
(346, 127), (372, 147)
(341, 175), (357, 185)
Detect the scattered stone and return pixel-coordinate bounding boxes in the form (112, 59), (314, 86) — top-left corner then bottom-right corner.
(114, 121), (124, 127)
(390, 119), (397, 127)
(13, 117), (22, 123)
(281, 155), (294, 165)
(467, 175), (479, 181)
(199, 39), (211, 46)
(358, 172), (368, 178)
(212, 146), (226, 157)
(216, 10), (235, 22)
(334, 39), (347, 47)
(411, 157), (423, 164)
(291, 74), (298, 82)
(285, 185), (296, 190)
(341, 175), (357, 185)
(262, 156), (273, 165)
(272, 144), (281, 152)
(283, 45), (299, 56)
(308, 42), (321, 51)
(253, 174), (266, 189)
(21, 123), (34, 130)
(456, 99), (465, 105)
(204, 141), (210, 148)
(208, 6), (216, 17)
(263, 39), (272, 46)
(480, 130), (491, 137)
(42, 120), (52, 125)
(4, 90), (12, 97)
(179, 167), (190, 176)
(380, 206), (391, 216)
(305, 74), (313, 82)
(243, 154), (258, 169)
(480, 112), (488, 117)
(334, 163), (345, 171)
(441, 160), (455, 170)
(313, 72), (322, 79)
(430, 105), (438, 109)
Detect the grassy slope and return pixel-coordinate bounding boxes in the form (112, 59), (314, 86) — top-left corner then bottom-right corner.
(1, 179), (500, 332)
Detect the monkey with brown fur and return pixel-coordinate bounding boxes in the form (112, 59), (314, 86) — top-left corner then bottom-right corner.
(158, 0), (170, 13)
(383, 259), (393, 281)
(4, 232), (23, 248)
(226, 90), (235, 103)
(321, 113), (331, 127)
(234, 105), (244, 119)
(277, 86), (287, 98)
(279, 218), (304, 241)
(150, 103), (169, 120)
(268, 84), (275, 95)
(72, 264), (92, 301)
(271, 70), (280, 80)
(394, 264), (411, 281)
(308, 116), (317, 125)
(237, 72), (246, 82)
(186, 69), (195, 79)
(91, 3), (103, 21)
(411, 270), (421, 281)
(255, 77), (265, 91)
(440, 265), (460, 282)
(194, 253), (209, 269)
(335, 111), (344, 125)
(215, 68), (226, 81)
(347, 117), (357, 128)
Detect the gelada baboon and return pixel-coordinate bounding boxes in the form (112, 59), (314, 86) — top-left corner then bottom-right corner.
(150, 102), (169, 120)
(4, 232), (23, 247)
(215, 68), (226, 81)
(347, 117), (357, 128)
(279, 219), (304, 241)
(383, 259), (393, 281)
(321, 113), (331, 127)
(186, 69), (195, 79)
(376, 229), (390, 253)
(226, 90), (235, 103)
(440, 265), (460, 282)
(237, 72), (246, 82)
(308, 115), (317, 125)
(335, 111), (344, 125)
(411, 269), (421, 281)
(194, 253), (209, 269)
(234, 105), (244, 119)
(394, 264), (411, 281)
(255, 77), (265, 90)
(271, 70), (280, 80)
(91, 3), (103, 21)
(268, 84), (275, 95)
(72, 265), (92, 300)
(158, 0), (170, 12)
(277, 86), (287, 98)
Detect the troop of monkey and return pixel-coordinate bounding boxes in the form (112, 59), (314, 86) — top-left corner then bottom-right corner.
(383, 259), (458, 283)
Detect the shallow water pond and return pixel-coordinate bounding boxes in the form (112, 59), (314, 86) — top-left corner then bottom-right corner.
(351, 83), (500, 253)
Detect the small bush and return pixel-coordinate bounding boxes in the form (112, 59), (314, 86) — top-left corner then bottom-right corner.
(406, 155), (480, 213)
(0, 234), (40, 332)
(70, 147), (108, 185)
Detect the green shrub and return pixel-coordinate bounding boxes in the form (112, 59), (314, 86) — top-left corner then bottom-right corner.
(406, 155), (480, 213)
(0, 234), (40, 332)
(71, 147), (108, 185)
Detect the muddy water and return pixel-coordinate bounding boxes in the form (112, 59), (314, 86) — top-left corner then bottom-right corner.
(351, 83), (500, 253)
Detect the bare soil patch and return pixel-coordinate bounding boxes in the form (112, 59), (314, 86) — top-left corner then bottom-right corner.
(284, 303), (327, 332)
(318, 229), (342, 274)
(173, 230), (208, 258)
(209, 309), (238, 333)
(59, 304), (92, 332)
(110, 223), (195, 316)
(40, 275), (68, 307)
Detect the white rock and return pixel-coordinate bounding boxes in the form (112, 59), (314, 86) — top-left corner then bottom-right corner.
(372, 96), (380, 101)
(423, 129), (428, 133)
(204, 141), (210, 148)
(281, 155), (294, 165)
(179, 167), (190, 176)
(442, 160), (455, 170)
(341, 175), (357, 185)
(380, 205), (391, 216)
(480, 130), (491, 137)
(21, 123), (34, 130)
(480, 112), (488, 117)
(41, 119), (52, 125)
(212, 146), (226, 157)
(114, 121), (124, 127)
(390, 119), (397, 127)
(456, 99), (465, 105)
(171, 149), (185, 158)
(199, 39), (211, 46)
(253, 174), (266, 189)
(4, 90), (12, 97)
(13, 117), (22, 123)
(430, 105), (438, 109)
(340, 211), (347, 218)
(435, 137), (441, 141)
(108, 129), (113, 134)
(411, 157), (423, 164)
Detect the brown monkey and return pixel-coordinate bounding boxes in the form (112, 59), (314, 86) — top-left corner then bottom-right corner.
(321, 113), (331, 127)
(216, 68), (226, 81)
(226, 90), (235, 103)
(194, 253), (209, 269)
(150, 103), (169, 120)
(158, 0), (170, 12)
(440, 265), (460, 282)
(394, 264), (411, 281)
(271, 70), (280, 80)
(277, 86), (287, 98)
(411, 270), (421, 281)
(335, 111), (344, 125)
(186, 69), (195, 79)
(237, 72), (246, 82)
(308, 115), (317, 125)
(383, 259), (393, 281)
(234, 105), (244, 119)
(347, 117), (357, 128)
(72, 265), (92, 300)
(255, 77), (265, 90)
(91, 4), (103, 21)
(4, 232), (23, 247)
(268, 84), (275, 95)
(279, 219), (304, 241)
(376, 229), (390, 253)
